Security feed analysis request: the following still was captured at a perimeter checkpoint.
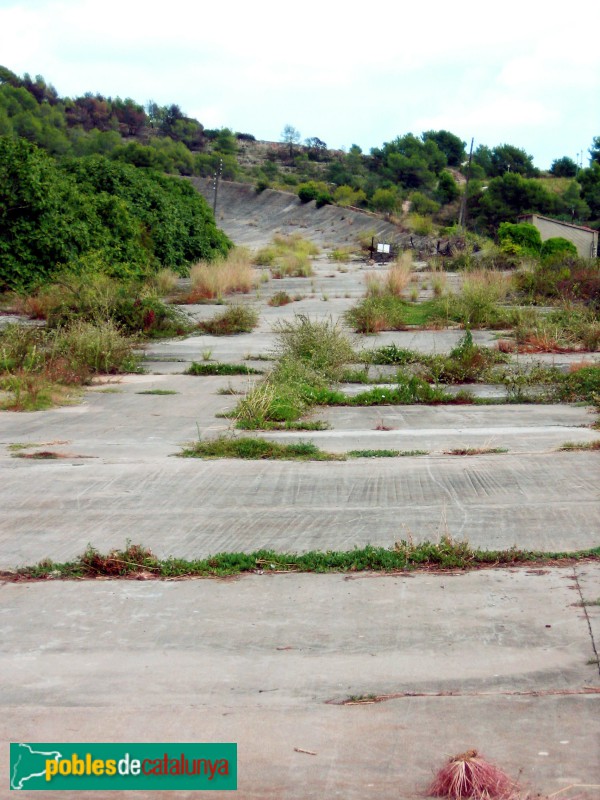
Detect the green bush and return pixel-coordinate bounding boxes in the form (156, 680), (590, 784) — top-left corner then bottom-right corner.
(197, 305), (259, 335)
(497, 222), (542, 255)
(0, 137), (231, 291)
(541, 237), (578, 260)
(409, 191), (440, 215)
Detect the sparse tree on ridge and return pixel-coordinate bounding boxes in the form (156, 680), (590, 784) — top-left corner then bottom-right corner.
(281, 124), (301, 158)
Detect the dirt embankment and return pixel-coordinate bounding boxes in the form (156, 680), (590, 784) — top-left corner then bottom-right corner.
(190, 178), (403, 249)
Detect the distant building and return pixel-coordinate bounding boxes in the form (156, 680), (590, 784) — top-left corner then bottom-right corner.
(518, 214), (598, 259)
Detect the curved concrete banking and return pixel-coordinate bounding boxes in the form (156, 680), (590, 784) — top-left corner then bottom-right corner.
(191, 178), (402, 248)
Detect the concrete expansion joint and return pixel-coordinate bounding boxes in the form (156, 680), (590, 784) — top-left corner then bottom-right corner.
(573, 565), (600, 676)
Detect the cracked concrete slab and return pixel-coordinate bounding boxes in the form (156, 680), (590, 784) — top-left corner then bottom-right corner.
(1, 570), (599, 799)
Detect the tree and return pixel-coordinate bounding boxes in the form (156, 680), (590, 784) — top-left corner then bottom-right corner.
(588, 136), (600, 166)
(422, 130), (466, 167)
(489, 144), (538, 177)
(435, 171), (460, 204)
(578, 162), (600, 218)
(473, 172), (556, 233)
(550, 156), (578, 178)
(281, 124), (301, 158)
(305, 137), (328, 161)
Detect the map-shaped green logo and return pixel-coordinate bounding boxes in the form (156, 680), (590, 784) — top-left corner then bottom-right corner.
(10, 744), (63, 790)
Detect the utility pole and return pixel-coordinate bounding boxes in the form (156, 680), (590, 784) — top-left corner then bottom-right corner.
(212, 158), (223, 215)
(458, 137), (474, 229)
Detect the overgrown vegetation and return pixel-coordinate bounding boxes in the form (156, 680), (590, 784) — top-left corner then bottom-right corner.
(8, 538), (600, 581)
(255, 234), (318, 278)
(0, 320), (140, 410)
(180, 248), (258, 302)
(197, 305), (259, 335)
(0, 137), (230, 291)
(16, 271), (192, 338)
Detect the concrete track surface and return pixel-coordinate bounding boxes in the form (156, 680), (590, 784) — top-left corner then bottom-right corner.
(1, 187), (599, 798)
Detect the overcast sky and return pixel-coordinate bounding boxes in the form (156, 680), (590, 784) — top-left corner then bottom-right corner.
(1, 0), (598, 170)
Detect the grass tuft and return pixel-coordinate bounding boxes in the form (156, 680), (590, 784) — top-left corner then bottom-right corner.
(178, 435), (343, 461)
(185, 362), (262, 376)
(558, 440), (600, 451)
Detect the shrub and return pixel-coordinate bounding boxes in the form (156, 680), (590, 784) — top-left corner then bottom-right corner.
(345, 295), (408, 334)
(315, 191), (334, 208)
(333, 185), (366, 208)
(297, 181), (330, 203)
(541, 237), (578, 260)
(272, 315), (355, 382)
(197, 305), (259, 335)
(407, 213), (434, 236)
(409, 191), (440, 215)
(498, 221), (542, 255)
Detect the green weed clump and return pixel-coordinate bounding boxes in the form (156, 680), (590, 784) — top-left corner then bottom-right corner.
(347, 449), (429, 458)
(558, 440), (600, 451)
(179, 435), (342, 461)
(557, 365), (600, 403)
(363, 332), (507, 384)
(186, 362), (262, 376)
(197, 305), (259, 335)
(434, 270), (513, 328)
(344, 294), (409, 334)
(273, 315), (355, 382)
(234, 316), (356, 428)
(268, 291), (293, 307)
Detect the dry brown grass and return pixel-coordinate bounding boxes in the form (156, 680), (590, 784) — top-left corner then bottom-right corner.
(188, 248), (258, 301)
(152, 268), (180, 295)
(385, 255), (412, 296)
(364, 253), (413, 299)
(569, 360), (594, 373)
